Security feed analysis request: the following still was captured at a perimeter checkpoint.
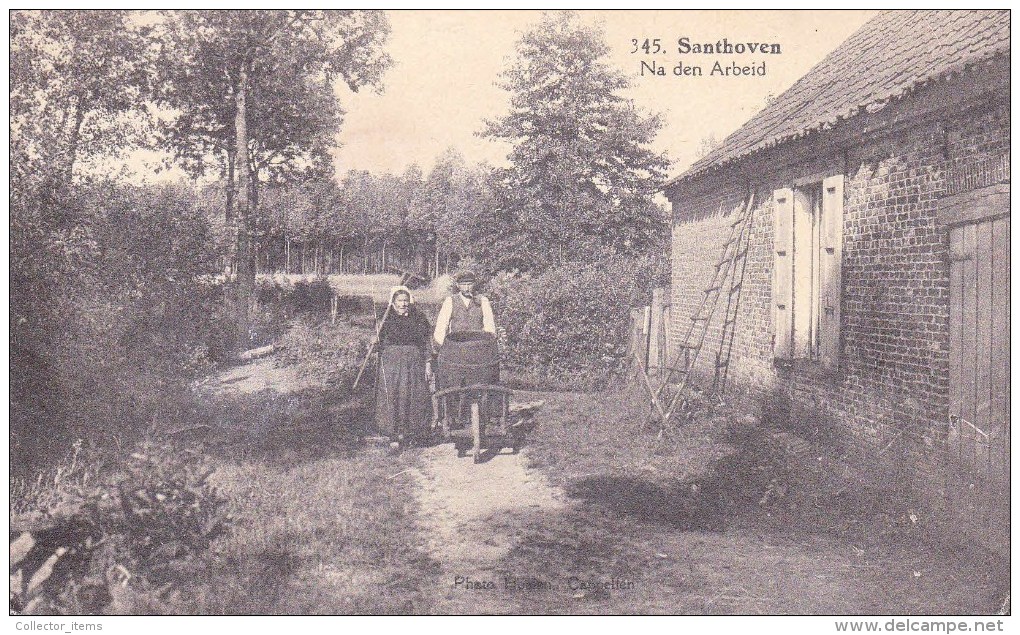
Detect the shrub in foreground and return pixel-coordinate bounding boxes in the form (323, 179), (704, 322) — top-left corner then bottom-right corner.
(11, 439), (229, 615)
(276, 317), (371, 387)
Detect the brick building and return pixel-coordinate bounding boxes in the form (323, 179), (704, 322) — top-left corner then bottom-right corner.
(663, 10), (1009, 549)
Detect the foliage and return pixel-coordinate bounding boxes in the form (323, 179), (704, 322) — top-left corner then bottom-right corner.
(418, 149), (498, 262)
(488, 254), (667, 389)
(103, 442), (229, 572)
(155, 9), (393, 305)
(276, 317), (370, 387)
(336, 169), (416, 250)
(259, 180), (347, 245)
(695, 133), (721, 160)
(254, 276), (334, 315)
(153, 10), (394, 350)
(481, 11), (672, 271)
(10, 182), (224, 478)
(11, 439), (229, 615)
(156, 10), (392, 183)
(249, 152), (496, 272)
(10, 10), (155, 188)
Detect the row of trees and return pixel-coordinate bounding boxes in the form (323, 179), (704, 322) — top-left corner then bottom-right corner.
(12, 10), (394, 346)
(12, 10), (670, 284)
(233, 12), (674, 278)
(249, 150), (495, 276)
(11, 10), (676, 475)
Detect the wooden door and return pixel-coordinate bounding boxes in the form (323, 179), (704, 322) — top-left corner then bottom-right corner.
(947, 215), (1009, 489)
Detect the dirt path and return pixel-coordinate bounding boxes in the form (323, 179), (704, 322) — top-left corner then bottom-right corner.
(198, 355), (315, 397)
(204, 357), (570, 612)
(410, 443), (565, 592)
(199, 358), (1008, 615)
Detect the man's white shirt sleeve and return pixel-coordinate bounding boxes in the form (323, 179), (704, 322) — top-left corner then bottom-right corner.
(433, 297), (453, 347)
(481, 296), (496, 334)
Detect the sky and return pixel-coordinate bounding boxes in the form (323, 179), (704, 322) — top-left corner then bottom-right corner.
(106, 10), (878, 184)
(330, 10), (878, 179)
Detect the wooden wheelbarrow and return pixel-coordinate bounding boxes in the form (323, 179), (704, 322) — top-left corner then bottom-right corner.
(431, 384), (543, 463)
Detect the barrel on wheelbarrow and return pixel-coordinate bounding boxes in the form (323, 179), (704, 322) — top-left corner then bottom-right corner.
(437, 330), (499, 389)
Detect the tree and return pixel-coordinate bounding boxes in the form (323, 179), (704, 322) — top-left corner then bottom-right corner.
(10, 11), (157, 425)
(11, 10), (154, 205)
(482, 11), (671, 271)
(695, 133), (721, 160)
(155, 10), (392, 346)
(422, 149), (497, 267)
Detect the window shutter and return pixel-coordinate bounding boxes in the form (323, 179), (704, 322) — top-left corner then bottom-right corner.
(819, 175), (845, 370)
(772, 188), (794, 360)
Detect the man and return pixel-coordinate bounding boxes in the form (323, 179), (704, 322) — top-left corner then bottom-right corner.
(432, 270), (499, 399)
(433, 270), (496, 347)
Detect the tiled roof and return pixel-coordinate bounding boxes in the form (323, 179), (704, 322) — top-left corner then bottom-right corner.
(666, 10), (1010, 188)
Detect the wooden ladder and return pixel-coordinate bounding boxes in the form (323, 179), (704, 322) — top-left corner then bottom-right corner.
(651, 191), (755, 426)
(712, 192), (756, 394)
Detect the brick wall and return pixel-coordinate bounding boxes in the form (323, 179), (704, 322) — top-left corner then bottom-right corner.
(667, 86), (1009, 547)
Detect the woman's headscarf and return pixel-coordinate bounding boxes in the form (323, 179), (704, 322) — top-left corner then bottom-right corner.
(389, 285), (415, 306)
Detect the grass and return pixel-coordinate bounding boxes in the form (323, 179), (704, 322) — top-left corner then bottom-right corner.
(177, 442), (440, 614)
(11, 316), (444, 615)
(166, 318), (442, 614)
(515, 383), (730, 488)
(476, 382), (1010, 615)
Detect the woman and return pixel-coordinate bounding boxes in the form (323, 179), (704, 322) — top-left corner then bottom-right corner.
(375, 286), (433, 450)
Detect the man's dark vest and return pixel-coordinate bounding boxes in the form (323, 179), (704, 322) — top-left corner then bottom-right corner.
(449, 295), (484, 333)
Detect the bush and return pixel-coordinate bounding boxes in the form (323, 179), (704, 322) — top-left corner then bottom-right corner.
(10, 181), (224, 478)
(254, 275), (334, 317)
(487, 254), (666, 389)
(276, 317), (370, 387)
(11, 439), (229, 615)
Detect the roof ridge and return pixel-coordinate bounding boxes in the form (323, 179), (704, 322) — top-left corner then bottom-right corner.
(665, 9), (1009, 189)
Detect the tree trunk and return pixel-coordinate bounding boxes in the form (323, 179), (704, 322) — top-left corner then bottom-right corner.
(65, 95), (88, 184)
(286, 236), (291, 273)
(223, 148), (237, 275)
(225, 148), (236, 223)
(234, 64), (254, 350)
(250, 170), (260, 265)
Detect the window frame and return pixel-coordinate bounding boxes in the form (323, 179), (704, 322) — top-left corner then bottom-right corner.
(773, 174), (845, 370)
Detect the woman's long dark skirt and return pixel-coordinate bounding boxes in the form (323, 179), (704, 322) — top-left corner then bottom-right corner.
(374, 344), (429, 441)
